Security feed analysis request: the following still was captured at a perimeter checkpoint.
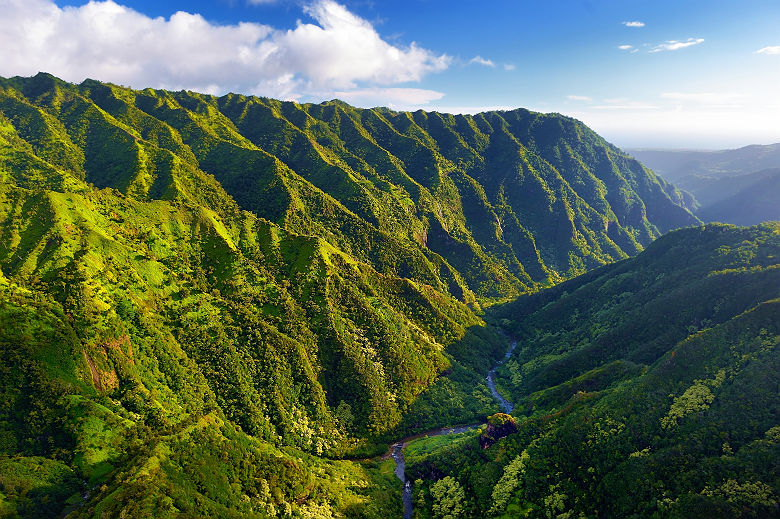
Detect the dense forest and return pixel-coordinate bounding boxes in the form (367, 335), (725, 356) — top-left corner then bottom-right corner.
(406, 223), (779, 518)
(0, 74), (775, 518)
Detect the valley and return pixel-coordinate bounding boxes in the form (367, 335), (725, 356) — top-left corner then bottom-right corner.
(0, 74), (776, 518)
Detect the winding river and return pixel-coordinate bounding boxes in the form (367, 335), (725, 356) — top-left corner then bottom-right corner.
(486, 339), (518, 413)
(390, 339), (518, 519)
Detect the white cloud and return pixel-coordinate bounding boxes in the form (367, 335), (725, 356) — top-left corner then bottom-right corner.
(247, 0), (278, 4)
(503, 63), (516, 71)
(422, 104), (517, 115)
(661, 92), (745, 105)
(591, 103), (657, 110)
(566, 95), (592, 102)
(468, 56), (495, 67)
(0, 0), (450, 100)
(622, 21), (645, 27)
(331, 87), (445, 108)
(756, 46), (780, 55)
(649, 38), (704, 53)
(618, 45), (633, 51)
(590, 98), (657, 110)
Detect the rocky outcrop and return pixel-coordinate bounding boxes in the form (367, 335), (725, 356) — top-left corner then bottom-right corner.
(479, 413), (517, 449)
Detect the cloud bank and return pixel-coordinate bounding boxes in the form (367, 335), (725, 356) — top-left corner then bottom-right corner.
(0, 0), (450, 101)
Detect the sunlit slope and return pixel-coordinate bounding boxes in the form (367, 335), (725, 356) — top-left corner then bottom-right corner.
(1, 73), (698, 301)
(0, 73), (702, 518)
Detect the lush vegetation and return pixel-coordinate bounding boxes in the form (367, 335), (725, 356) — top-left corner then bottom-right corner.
(405, 223), (780, 518)
(0, 73), (726, 517)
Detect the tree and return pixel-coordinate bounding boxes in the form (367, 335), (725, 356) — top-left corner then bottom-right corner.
(431, 476), (467, 519)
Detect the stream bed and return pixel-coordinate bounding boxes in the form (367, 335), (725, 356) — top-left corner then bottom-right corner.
(390, 339), (518, 518)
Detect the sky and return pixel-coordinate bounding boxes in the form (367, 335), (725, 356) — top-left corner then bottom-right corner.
(1, 0), (779, 149)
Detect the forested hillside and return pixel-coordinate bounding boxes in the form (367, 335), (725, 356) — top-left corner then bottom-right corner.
(0, 73), (701, 517)
(1, 73), (697, 299)
(407, 223), (780, 518)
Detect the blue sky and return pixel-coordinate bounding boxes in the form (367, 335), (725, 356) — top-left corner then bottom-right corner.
(2, 0), (780, 148)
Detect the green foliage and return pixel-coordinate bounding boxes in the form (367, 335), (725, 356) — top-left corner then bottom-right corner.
(0, 74), (759, 518)
(405, 224), (780, 518)
(488, 450), (529, 516)
(431, 476), (468, 519)
(487, 413), (515, 427)
(0, 456), (81, 519)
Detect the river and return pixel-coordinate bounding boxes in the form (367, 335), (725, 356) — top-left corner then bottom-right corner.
(390, 339), (518, 519)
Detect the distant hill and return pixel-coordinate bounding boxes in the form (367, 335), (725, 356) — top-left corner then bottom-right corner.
(697, 169), (780, 225)
(628, 145), (780, 224)
(688, 167), (779, 208)
(627, 143), (780, 186)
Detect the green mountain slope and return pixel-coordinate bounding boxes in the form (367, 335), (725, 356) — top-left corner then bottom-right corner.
(1, 73), (697, 301)
(0, 73), (701, 517)
(406, 223), (780, 517)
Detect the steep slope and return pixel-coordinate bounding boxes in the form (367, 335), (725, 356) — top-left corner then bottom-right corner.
(405, 223), (780, 517)
(1, 73), (698, 301)
(0, 73), (701, 517)
(0, 178), (486, 517)
(697, 169), (780, 225)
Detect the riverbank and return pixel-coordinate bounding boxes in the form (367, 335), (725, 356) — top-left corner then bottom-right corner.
(389, 339), (518, 518)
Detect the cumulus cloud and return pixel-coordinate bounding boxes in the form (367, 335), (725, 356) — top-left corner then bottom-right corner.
(468, 56), (495, 67)
(622, 21), (645, 27)
(0, 0), (450, 100)
(757, 46), (780, 55)
(503, 63), (516, 71)
(566, 95), (592, 102)
(649, 38), (704, 53)
(618, 45), (633, 51)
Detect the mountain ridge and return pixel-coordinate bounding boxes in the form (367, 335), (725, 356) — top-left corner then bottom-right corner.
(1, 72), (699, 301)
(0, 73), (708, 518)
(406, 222), (780, 518)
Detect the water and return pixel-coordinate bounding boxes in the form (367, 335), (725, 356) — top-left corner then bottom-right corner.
(390, 425), (480, 519)
(486, 340), (518, 413)
(390, 339), (518, 518)
(390, 443), (413, 519)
